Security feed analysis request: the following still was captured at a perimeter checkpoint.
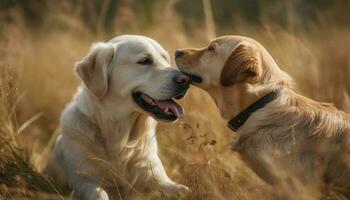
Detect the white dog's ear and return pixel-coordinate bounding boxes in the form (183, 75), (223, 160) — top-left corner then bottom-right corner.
(220, 43), (262, 87)
(75, 43), (114, 98)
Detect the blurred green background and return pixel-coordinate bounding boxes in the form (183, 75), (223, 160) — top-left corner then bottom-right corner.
(1, 0), (349, 35)
(1, 0), (350, 199)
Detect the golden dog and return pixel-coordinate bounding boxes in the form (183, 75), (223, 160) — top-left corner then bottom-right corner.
(175, 35), (350, 199)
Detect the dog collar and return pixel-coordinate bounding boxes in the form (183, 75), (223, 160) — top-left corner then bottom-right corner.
(228, 89), (281, 132)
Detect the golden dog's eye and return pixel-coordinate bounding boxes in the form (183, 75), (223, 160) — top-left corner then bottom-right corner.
(208, 45), (215, 51)
(137, 57), (153, 65)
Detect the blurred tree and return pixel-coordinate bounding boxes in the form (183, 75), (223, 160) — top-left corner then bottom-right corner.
(0, 0), (120, 36)
(79, 0), (119, 35)
(174, 0), (349, 30)
(1, 0), (349, 34)
(0, 0), (48, 28)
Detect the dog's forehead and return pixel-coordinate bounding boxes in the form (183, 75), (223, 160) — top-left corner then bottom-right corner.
(109, 35), (168, 57)
(211, 37), (239, 47)
(210, 36), (248, 57)
(120, 40), (153, 53)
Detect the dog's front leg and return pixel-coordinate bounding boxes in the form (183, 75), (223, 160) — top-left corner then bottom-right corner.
(147, 138), (189, 198)
(55, 139), (109, 200)
(69, 178), (109, 200)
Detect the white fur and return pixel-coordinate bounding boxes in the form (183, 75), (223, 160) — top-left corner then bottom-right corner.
(51, 35), (188, 200)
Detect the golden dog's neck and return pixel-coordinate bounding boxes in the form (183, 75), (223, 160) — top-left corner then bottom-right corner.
(208, 54), (293, 121)
(207, 82), (287, 121)
(206, 84), (263, 120)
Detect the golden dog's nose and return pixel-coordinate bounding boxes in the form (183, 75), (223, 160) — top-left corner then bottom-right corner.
(175, 50), (186, 58)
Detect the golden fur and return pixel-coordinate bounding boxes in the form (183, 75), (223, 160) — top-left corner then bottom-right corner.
(175, 35), (350, 199)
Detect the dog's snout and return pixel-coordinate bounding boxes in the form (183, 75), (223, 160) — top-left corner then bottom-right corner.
(175, 50), (186, 58)
(173, 73), (190, 87)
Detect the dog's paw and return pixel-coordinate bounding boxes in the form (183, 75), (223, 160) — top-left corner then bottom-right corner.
(160, 182), (189, 199)
(88, 187), (109, 200)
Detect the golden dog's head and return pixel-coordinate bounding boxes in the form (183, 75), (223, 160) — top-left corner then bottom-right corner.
(175, 35), (290, 90)
(75, 35), (190, 122)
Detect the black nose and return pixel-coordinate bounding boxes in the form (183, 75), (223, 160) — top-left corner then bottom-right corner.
(175, 50), (185, 58)
(173, 73), (190, 87)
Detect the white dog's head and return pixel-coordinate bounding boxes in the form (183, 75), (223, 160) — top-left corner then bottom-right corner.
(75, 35), (190, 122)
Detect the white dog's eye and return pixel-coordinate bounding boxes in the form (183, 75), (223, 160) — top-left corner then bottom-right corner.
(137, 57), (153, 65)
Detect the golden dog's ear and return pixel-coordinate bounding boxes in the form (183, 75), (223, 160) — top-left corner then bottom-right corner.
(220, 43), (262, 87)
(75, 43), (114, 98)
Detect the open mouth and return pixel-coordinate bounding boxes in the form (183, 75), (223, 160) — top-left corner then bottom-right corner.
(132, 91), (185, 122)
(182, 72), (203, 84)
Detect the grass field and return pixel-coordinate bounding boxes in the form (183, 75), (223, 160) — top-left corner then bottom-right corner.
(1, 1), (350, 199)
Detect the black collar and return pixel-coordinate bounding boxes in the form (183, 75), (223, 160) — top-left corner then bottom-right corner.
(228, 90), (281, 131)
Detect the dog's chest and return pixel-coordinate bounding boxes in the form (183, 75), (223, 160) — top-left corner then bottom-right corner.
(96, 130), (155, 187)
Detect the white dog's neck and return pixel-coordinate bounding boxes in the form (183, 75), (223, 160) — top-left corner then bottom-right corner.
(75, 87), (157, 158)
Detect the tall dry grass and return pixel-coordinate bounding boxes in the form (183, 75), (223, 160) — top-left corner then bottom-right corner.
(0, 50), (64, 199)
(1, 1), (350, 199)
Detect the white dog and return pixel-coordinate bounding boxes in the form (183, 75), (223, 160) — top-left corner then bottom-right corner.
(51, 35), (189, 200)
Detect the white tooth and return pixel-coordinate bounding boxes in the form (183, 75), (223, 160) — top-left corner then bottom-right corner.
(143, 95), (154, 105)
(164, 108), (170, 114)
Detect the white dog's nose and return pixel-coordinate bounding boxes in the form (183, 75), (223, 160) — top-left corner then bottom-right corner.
(173, 73), (190, 88)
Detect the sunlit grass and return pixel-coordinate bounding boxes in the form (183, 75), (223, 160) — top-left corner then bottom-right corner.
(1, 1), (350, 199)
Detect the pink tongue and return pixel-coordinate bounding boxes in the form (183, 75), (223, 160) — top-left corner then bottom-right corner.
(156, 100), (184, 118)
